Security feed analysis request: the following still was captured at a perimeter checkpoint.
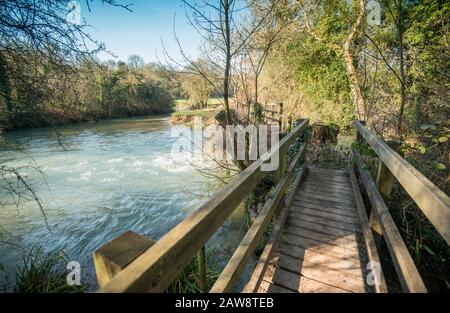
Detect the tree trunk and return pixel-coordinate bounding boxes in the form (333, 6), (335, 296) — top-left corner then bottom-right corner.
(343, 0), (366, 121)
(223, 0), (232, 125)
(397, 0), (406, 138)
(0, 52), (12, 124)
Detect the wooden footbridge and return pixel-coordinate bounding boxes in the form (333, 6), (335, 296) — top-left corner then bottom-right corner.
(94, 119), (450, 293)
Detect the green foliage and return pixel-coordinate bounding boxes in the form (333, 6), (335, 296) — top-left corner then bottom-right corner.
(266, 2), (355, 128)
(404, 124), (449, 190)
(244, 174), (276, 215)
(405, 0), (450, 126)
(352, 141), (377, 158)
(0, 54), (174, 130)
(179, 74), (214, 109)
(101, 62), (174, 117)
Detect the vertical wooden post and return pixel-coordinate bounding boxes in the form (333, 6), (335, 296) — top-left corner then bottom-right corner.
(198, 246), (206, 292)
(371, 141), (400, 235)
(376, 161), (395, 198)
(369, 210), (383, 235)
(356, 120), (365, 144)
(376, 141), (400, 199)
(355, 121), (382, 235)
(277, 147), (288, 183)
(287, 116), (292, 133)
(278, 103), (284, 132)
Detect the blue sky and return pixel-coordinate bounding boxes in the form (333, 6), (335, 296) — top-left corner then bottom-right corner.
(80, 0), (201, 63)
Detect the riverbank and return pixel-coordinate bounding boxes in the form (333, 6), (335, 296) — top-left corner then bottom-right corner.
(170, 108), (219, 126)
(0, 106), (174, 132)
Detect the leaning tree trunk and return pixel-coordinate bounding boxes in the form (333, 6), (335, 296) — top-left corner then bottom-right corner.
(343, 0), (366, 121)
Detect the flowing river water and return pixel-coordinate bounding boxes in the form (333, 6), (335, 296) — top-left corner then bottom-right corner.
(0, 116), (249, 291)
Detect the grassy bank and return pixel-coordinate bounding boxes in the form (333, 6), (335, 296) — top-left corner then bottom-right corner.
(170, 108), (220, 125)
(6, 245), (220, 293)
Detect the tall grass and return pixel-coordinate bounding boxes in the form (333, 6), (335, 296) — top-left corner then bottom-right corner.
(15, 246), (84, 293)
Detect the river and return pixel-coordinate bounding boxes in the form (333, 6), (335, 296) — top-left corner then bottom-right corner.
(0, 116), (248, 291)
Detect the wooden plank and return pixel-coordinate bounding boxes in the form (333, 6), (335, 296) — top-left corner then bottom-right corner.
(303, 177), (352, 187)
(305, 173), (350, 180)
(354, 149), (427, 292)
(354, 121), (450, 245)
(284, 224), (359, 251)
(288, 212), (359, 233)
(258, 280), (294, 293)
(210, 144), (307, 293)
(301, 184), (353, 196)
(295, 193), (355, 207)
(307, 167), (349, 176)
(296, 190), (355, 205)
(281, 233), (360, 260)
(302, 182), (349, 194)
(275, 254), (366, 293)
(293, 198), (356, 212)
(348, 164), (388, 293)
(99, 120), (310, 292)
(287, 218), (356, 238)
(289, 211), (358, 230)
(305, 175), (350, 184)
(243, 166), (307, 293)
(278, 242), (364, 277)
(300, 184), (355, 197)
(269, 267), (350, 293)
(290, 206), (358, 225)
(295, 188), (355, 207)
(292, 201), (356, 218)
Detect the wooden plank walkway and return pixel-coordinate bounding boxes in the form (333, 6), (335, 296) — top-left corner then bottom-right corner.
(258, 167), (370, 293)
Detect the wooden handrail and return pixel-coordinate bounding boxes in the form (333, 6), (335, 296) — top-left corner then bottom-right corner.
(348, 164), (388, 293)
(243, 162), (307, 293)
(210, 143), (307, 292)
(353, 150), (426, 292)
(353, 121), (450, 245)
(99, 119), (309, 292)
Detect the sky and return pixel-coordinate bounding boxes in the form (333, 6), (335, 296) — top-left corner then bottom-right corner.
(79, 0), (202, 63)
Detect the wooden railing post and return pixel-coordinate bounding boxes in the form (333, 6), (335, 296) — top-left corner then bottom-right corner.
(278, 103), (283, 132)
(198, 246), (206, 292)
(356, 120), (365, 144)
(371, 141), (401, 235)
(354, 121), (383, 235)
(277, 147), (288, 183)
(376, 141), (400, 199)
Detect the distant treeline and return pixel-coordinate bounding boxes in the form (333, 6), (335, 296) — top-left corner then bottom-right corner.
(0, 52), (185, 130)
